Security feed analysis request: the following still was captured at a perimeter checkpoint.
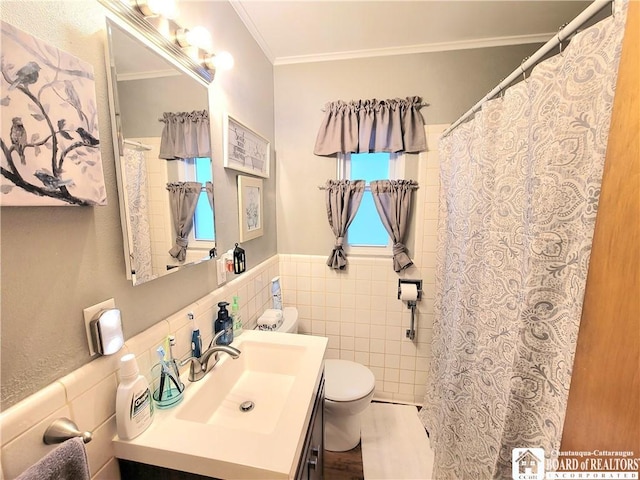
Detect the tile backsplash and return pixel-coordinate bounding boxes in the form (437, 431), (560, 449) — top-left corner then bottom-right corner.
(279, 254), (434, 405)
(0, 255), (278, 480)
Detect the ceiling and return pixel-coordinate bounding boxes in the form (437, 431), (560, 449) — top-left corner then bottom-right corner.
(230, 1), (592, 65)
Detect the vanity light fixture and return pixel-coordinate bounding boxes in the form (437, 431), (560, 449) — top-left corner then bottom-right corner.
(182, 45), (202, 63)
(175, 27), (190, 47)
(176, 26), (212, 50)
(104, 0), (230, 76)
(203, 51), (234, 71)
(132, 0), (177, 19)
(177, 27), (226, 70)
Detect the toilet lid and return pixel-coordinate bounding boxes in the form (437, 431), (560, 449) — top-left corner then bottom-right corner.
(324, 359), (375, 402)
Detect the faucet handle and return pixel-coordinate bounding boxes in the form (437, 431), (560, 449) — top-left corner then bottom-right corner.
(179, 355), (199, 367)
(208, 330), (225, 349)
(179, 355), (205, 382)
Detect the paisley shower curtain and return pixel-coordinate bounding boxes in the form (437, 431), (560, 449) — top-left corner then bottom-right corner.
(420, 2), (627, 478)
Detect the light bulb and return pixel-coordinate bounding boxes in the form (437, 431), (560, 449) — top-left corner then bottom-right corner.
(186, 26), (212, 51)
(176, 26), (212, 50)
(213, 51), (234, 71)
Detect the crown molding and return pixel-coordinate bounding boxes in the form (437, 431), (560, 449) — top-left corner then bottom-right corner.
(272, 33), (554, 66)
(229, 0), (275, 63)
(116, 69), (181, 82)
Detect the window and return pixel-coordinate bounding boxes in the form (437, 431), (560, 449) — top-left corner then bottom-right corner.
(184, 157), (215, 246)
(338, 152), (404, 255)
(191, 158), (214, 242)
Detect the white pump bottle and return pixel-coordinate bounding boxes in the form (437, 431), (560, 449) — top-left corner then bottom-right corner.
(115, 353), (154, 440)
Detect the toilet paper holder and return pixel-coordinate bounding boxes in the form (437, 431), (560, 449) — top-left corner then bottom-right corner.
(397, 279), (422, 302)
(398, 279), (422, 341)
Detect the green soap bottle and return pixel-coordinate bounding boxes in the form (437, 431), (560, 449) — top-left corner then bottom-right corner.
(232, 296), (243, 337)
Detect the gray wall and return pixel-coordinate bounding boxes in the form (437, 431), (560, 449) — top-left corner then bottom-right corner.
(274, 44), (541, 254)
(0, 0), (275, 409)
(118, 75), (209, 138)
(0, 2), (547, 409)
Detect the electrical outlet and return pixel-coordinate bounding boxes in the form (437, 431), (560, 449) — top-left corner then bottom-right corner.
(83, 298), (116, 356)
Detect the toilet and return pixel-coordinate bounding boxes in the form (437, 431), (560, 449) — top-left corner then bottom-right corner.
(264, 307), (376, 452)
(323, 359), (375, 451)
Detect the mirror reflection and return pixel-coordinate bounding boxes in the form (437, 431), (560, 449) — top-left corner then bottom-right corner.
(106, 18), (216, 286)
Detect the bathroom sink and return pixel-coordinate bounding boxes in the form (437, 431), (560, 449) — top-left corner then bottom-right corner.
(176, 341), (305, 434)
(112, 330), (327, 479)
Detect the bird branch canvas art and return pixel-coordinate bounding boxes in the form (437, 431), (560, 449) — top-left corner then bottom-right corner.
(0, 21), (107, 206)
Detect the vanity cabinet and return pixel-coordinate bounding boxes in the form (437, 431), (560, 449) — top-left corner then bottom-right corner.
(295, 374), (324, 480)
(114, 332), (329, 479)
(119, 374), (326, 480)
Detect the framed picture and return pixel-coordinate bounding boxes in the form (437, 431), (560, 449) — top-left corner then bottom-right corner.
(0, 21), (106, 206)
(237, 175), (263, 242)
(223, 113), (270, 178)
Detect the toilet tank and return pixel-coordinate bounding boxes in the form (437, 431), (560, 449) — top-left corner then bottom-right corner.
(278, 307), (299, 333)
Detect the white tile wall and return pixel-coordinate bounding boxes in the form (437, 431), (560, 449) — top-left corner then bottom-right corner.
(0, 255), (278, 480)
(278, 124), (445, 405)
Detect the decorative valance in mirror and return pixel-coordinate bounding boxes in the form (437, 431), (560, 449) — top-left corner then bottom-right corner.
(103, 3), (217, 286)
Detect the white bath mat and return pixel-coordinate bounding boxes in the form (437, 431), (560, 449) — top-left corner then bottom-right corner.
(361, 403), (434, 480)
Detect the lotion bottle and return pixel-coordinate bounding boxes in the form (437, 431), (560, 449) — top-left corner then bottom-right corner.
(116, 353), (154, 440)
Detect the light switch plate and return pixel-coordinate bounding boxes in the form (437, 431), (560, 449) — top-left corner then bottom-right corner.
(83, 298), (116, 356)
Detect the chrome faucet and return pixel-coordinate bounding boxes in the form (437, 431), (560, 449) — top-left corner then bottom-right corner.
(180, 330), (241, 382)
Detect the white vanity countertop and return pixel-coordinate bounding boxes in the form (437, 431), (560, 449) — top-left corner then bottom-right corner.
(113, 330), (328, 479)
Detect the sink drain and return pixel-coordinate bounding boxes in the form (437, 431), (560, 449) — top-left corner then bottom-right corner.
(239, 400), (255, 412)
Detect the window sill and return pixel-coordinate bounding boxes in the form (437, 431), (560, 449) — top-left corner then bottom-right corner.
(344, 245), (393, 257)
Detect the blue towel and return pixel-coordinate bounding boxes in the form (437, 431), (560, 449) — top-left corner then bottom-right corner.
(16, 437), (90, 480)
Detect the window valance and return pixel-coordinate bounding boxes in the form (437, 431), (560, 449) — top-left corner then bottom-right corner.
(159, 110), (210, 160)
(313, 96), (427, 156)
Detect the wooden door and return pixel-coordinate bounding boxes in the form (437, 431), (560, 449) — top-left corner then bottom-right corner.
(561, 0), (639, 462)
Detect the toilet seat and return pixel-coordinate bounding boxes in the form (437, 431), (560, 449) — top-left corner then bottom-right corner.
(325, 359), (375, 402)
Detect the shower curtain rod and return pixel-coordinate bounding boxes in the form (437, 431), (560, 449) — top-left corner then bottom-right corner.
(442, 0), (613, 138)
(123, 139), (152, 151)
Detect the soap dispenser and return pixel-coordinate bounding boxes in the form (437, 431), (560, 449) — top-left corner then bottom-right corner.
(214, 301), (233, 346)
(231, 296), (243, 337)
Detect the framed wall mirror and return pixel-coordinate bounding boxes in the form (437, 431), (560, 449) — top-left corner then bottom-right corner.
(104, 13), (216, 286)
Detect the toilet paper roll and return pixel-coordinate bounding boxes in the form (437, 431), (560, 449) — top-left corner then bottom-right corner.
(399, 283), (418, 302)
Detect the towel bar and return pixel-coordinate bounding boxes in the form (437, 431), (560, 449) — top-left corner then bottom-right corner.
(43, 418), (93, 445)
